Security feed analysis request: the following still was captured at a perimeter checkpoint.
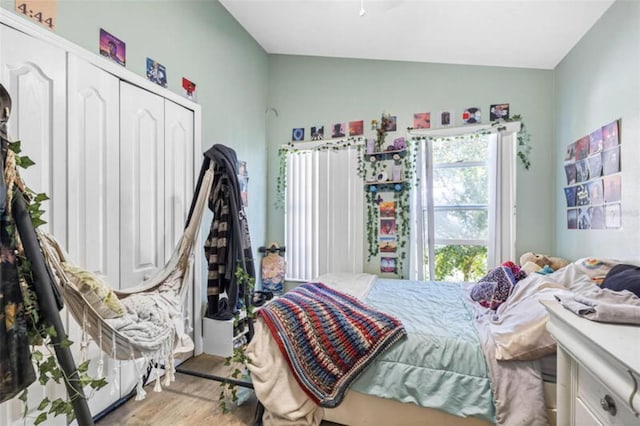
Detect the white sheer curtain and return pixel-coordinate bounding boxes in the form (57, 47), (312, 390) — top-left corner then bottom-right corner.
(285, 144), (364, 282)
(407, 122), (520, 280)
(487, 129), (518, 267)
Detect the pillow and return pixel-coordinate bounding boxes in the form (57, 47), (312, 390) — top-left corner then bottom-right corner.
(601, 264), (640, 298)
(470, 266), (515, 310)
(489, 273), (567, 360)
(62, 263), (124, 318)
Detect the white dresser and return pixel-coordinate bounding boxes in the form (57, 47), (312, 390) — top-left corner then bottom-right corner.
(542, 300), (640, 425)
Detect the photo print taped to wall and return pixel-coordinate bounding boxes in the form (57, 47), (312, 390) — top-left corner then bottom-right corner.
(292, 127), (304, 142)
(99, 29), (126, 66)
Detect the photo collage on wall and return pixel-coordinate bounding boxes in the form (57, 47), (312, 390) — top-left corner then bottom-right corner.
(379, 201), (398, 273)
(563, 119), (621, 230)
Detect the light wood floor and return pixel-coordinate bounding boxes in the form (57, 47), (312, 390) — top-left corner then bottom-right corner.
(96, 354), (341, 426)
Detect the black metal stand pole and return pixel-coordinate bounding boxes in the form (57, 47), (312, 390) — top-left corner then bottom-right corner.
(12, 190), (94, 426)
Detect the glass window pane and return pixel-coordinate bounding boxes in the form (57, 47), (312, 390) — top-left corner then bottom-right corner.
(430, 209), (488, 240)
(432, 165), (488, 206)
(425, 244), (487, 282)
(432, 136), (489, 164)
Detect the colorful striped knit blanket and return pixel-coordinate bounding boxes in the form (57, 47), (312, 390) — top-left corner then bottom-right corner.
(257, 282), (406, 407)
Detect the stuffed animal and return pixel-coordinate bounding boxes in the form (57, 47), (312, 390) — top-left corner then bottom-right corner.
(519, 252), (570, 273)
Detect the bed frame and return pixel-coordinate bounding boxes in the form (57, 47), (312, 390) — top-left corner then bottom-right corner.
(324, 381), (557, 426)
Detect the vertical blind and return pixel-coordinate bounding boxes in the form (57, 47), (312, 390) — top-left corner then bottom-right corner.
(285, 146), (364, 281)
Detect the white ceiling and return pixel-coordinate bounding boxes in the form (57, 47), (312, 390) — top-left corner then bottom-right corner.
(220, 0), (615, 70)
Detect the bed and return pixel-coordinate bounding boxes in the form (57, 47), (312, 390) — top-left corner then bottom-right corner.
(245, 259), (619, 426)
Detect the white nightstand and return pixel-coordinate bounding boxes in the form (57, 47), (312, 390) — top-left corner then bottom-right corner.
(542, 300), (640, 425)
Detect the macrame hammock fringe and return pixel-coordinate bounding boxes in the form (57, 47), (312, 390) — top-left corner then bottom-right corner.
(5, 147), (214, 400)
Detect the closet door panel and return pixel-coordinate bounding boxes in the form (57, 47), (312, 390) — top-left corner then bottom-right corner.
(0, 23), (67, 426)
(0, 23), (66, 246)
(164, 100), (194, 257)
(120, 81), (165, 288)
(67, 53), (121, 416)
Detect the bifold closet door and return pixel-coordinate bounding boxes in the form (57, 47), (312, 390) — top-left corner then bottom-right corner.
(164, 100), (195, 346)
(0, 24), (68, 426)
(120, 81), (165, 289)
(67, 53), (121, 416)
(0, 23), (66, 247)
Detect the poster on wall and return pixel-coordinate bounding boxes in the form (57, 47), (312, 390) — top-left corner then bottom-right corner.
(146, 58), (167, 87)
(291, 127), (304, 141)
(563, 119), (622, 230)
(99, 29), (126, 66)
(237, 160), (248, 207)
(182, 77), (197, 101)
(380, 257), (397, 273)
(331, 123), (346, 138)
(379, 236), (397, 253)
(413, 112), (431, 129)
(349, 120), (364, 136)
(15, 0), (56, 29)
(311, 125), (324, 140)
(489, 103), (510, 121)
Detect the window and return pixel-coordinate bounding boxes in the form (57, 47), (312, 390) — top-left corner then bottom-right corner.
(409, 123), (519, 281)
(284, 143), (364, 282)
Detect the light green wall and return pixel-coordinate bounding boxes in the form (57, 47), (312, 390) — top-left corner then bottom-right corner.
(1, 0), (270, 271)
(554, 0), (640, 261)
(266, 55), (556, 268)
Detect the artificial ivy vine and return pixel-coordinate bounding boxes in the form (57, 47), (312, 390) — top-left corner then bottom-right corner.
(275, 137), (365, 209)
(6, 141), (108, 425)
(218, 266), (255, 413)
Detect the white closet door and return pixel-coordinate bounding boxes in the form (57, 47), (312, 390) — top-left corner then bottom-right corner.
(164, 100), (194, 258)
(67, 53), (121, 416)
(164, 100), (195, 350)
(0, 24), (68, 426)
(0, 23), (66, 247)
(120, 81), (165, 289)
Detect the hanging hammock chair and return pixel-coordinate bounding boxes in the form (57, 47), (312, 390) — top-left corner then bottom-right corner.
(3, 143), (216, 399)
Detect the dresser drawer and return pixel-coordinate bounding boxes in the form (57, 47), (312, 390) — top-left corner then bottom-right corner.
(577, 364), (639, 426)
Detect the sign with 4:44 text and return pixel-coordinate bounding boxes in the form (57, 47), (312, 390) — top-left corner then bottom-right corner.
(15, 0), (56, 30)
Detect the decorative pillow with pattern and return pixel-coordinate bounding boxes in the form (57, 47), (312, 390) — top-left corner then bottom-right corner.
(471, 266), (516, 310)
(62, 263), (124, 318)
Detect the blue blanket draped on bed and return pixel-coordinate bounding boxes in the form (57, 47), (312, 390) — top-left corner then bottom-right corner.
(257, 282), (406, 407)
(351, 278), (496, 423)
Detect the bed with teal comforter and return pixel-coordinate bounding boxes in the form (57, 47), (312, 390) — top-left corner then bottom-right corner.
(350, 278), (495, 423)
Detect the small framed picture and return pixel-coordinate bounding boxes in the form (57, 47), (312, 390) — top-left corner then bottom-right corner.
(310, 125), (324, 140)
(182, 77), (197, 101)
(489, 103), (510, 121)
(380, 257), (397, 273)
(292, 128), (305, 142)
(349, 120), (364, 136)
(146, 58), (167, 87)
(99, 29), (126, 66)
(413, 112), (430, 129)
(331, 123), (346, 138)
(438, 110), (454, 127)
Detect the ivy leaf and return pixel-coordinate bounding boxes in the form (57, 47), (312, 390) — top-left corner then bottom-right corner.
(32, 350), (43, 362)
(18, 390), (28, 402)
(37, 397), (50, 411)
(17, 155), (36, 169)
(60, 337), (73, 349)
(34, 193), (50, 202)
(8, 140), (22, 154)
(34, 412), (48, 425)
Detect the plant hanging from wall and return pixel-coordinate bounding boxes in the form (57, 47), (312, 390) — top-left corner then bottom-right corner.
(362, 122), (419, 279)
(218, 266), (255, 413)
(492, 114), (532, 170)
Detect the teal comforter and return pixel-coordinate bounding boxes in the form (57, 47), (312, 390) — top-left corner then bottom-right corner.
(350, 279), (495, 423)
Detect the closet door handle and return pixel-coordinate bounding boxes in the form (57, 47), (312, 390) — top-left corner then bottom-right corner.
(600, 394), (617, 416)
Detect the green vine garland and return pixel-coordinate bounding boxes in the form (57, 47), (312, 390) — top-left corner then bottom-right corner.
(218, 266), (255, 413)
(6, 140), (108, 425)
(275, 137), (365, 209)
